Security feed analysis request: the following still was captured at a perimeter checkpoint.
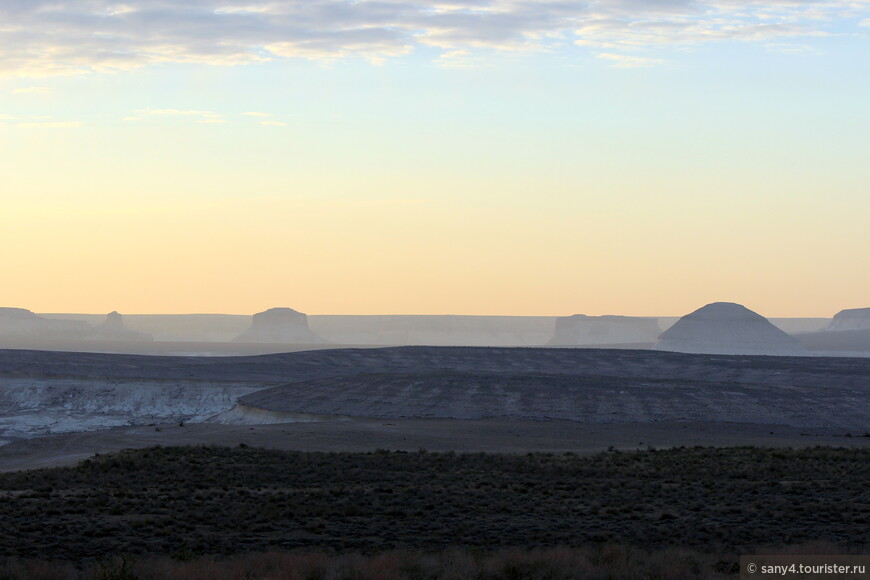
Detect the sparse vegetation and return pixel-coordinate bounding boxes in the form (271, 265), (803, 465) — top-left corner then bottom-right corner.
(0, 446), (866, 573)
(0, 543), (859, 580)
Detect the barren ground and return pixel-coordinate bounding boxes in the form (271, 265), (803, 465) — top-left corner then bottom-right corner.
(1, 419), (868, 473)
(1, 346), (867, 472)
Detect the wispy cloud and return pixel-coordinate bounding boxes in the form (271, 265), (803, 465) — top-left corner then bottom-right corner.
(1, 113), (76, 127)
(125, 108), (292, 124)
(17, 121), (84, 128)
(596, 53), (664, 68)
(764, 42), (818, 55)
(145, 109), (223, 118)
(435, 49), (479, 68)
(0, 0), (865, 76)
(13, 86), (53, 94)
(125, 109), (225, 123)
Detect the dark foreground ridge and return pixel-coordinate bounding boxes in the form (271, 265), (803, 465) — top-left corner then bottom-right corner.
(0, 446), (867, 562)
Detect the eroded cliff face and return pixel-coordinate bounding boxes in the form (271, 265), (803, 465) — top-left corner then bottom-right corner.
(653, 302), (807, 356)
(233, 307), (326, 344)
(548, 315), (661, 346)
(0, 377), (264, 444)
(827, 308), (870, 331)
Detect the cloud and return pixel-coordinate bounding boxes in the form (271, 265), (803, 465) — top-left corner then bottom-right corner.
(0, 0), (866, 76)
(144, 109), (223, 118)
(13, 86), (53, 94)
(435, 49), (478, 68)
(125, 109), (293, 124)
(1, 114), (74, 126)
(596, 53), (664, 68)
(127, 109), (225, 123)
(764, 42), (818, 54)
(17, 121), (84, 128)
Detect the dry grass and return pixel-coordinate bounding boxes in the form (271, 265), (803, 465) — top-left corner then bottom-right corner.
(0, 544), (854, 580)
(0, 446), (867, 569)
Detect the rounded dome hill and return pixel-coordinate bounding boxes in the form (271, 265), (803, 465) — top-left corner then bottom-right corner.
(653, 302), (807, 356)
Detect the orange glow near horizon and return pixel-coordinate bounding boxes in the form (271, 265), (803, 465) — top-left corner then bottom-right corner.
(2, 49), (867, 319)
(1, 169), (865, 319)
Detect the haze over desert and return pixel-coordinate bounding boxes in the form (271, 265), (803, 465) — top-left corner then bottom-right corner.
(1, 0), (868, 576)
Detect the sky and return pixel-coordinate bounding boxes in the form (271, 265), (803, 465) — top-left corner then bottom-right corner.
(1, 0), (868, 317)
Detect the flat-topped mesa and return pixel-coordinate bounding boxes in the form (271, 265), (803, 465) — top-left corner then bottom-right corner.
(92, 311), (153, 341)
(827, 308), (870, 332)
(0, 307), (90, 340)
(232, 307), (327, 344)
(548, 314), (661, 346)
(653, 302), (807, 356)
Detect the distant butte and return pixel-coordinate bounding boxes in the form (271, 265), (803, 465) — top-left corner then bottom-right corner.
(232, 307), (327, 344)
(0, 307), (90, 340)
(827, 308), (870, 332)
(92, 311), (153, 342)
(653, 302), (807, 356)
